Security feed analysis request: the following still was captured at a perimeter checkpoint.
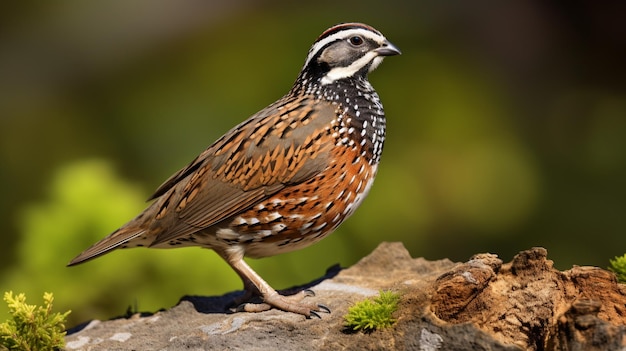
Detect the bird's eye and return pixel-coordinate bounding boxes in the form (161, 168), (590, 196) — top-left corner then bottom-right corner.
(348, 36), (364, 46)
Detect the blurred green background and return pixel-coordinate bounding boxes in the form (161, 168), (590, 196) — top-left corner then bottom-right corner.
(1, 1), (625, 327)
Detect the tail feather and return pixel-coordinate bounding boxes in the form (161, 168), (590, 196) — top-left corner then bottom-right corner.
(67, 228), (147, 266)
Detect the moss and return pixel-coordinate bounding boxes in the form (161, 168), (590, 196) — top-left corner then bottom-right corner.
(0, 292), (70, 351)
(343, 290), (400, 332)
(609, 254), (626, 283)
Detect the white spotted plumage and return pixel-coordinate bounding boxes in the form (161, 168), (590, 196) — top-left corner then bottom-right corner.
(68, 22), (399, 319)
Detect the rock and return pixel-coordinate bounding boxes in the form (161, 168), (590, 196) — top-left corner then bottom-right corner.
(65, 243), (626, 350)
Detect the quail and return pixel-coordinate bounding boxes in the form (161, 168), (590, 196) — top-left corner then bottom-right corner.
(69, 22), (400, 318)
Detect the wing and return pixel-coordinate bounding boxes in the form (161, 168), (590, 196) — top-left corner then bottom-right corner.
(148, 95), (338, 245)
(68, 95), (338, 266)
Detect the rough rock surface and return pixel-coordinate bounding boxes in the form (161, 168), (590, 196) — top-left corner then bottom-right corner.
(65, 243), (626, 350)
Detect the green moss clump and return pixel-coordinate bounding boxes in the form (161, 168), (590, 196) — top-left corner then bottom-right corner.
(609, 254), (626, 283)
(0, 292), (70, 351)
(343, 290), (400, 332)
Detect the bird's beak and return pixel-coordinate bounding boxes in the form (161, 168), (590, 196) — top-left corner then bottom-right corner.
(375, 41), (401, 56)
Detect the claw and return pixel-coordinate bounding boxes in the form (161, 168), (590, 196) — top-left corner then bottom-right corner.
(317, 304), (331, 314)
(309, 310), (322, 319)
(302, 289), (316, 297)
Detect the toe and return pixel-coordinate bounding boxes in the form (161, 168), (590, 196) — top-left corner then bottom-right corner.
(236, 302), (272, 313)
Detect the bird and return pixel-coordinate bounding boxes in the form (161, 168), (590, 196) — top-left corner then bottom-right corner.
(68, 22), (400, 318)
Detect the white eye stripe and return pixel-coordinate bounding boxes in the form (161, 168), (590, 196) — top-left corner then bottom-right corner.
(303, 28), (386, 68)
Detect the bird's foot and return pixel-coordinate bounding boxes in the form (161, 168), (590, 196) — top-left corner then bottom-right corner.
(234, 289), (330, 318)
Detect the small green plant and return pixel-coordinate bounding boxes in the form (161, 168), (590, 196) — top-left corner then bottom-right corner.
(0, 292), (70, 351)
(609, 254), (626, 283)
(344, 290), (400, 332)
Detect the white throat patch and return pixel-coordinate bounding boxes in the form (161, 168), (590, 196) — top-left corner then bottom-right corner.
(320, 51), (383, 85)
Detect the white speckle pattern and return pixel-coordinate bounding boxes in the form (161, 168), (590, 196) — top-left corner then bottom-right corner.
(335, 189), (345, 200)
(203, 24), (390, 259)
(258, 230), (272, 236)
(272, 223), (287, 232)
(300, 76), (387, 165)
(266, 212), (281, 221)
(311, 223), (327, 232)
(248, 217), (260, 225)
(216, 228), (239, 240)
(231, 217), (246, 226)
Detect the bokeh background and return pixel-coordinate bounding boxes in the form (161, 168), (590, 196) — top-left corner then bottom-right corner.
(1, 0), (625, 326)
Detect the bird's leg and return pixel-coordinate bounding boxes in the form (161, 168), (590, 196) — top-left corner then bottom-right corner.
(229, 274), (264, 308)
(216, 249), (330, 318)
